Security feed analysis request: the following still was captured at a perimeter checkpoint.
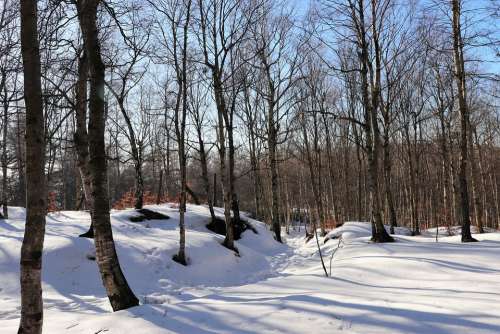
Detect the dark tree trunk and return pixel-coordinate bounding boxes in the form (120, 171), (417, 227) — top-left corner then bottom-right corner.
(196, 126), (216, 222)
(268, 110), (281, 242)
(359, 0), (393, 242)
(227, 123), (241, 224)
(186, 185), (200, 205)
(382, 111), (397, 234)
(2, 80), (9, 219)
(468, 124), (483, 233)
(213, 172), (218, 207)
(242, 84), (261, 219)
(173, 2), (191, 265)
(15, 110), (26, 207)
(133, 158), (144, 210)
(212, 72), (235, 251)
(74, 53), (94, 238)
(76, 0), (139, 310)
(18, 1), (47, 332)
(451, 0), (477, 242)
(156, 169), (163, 204)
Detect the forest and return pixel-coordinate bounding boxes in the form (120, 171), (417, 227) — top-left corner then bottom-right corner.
(0, 0), (499, 333)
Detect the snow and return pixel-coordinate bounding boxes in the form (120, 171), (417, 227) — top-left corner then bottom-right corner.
(324, 221), (412, 242)
(1, 206), (500, 333)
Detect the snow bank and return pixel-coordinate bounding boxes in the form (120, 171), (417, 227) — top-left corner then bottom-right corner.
(0, 204), (285, 325)
(323, 221), (411, 242)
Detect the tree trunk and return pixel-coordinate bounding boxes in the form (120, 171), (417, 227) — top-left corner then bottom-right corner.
(268, 106), (282, 242)
(359, 0), (393, 242)
(18, 1), (47, 332)
(77, 0), (139, 310)
(213, 73), (234, 251)
(451, 0), (476, 242)
(74, 53), (94, 238)
(228, 123), (241, 224)
(15, 110), (26, 207)
(196, 127), (216, 222)
(383, 131), (397, 234)
(213, 172), (218, 207)
(382, 107), (397, 234)
(301, 113), (325, 238)
(468, 123), (483, 233)
(2, 82), (9, 219)
(156, 169), (163, 204)
(133, 158), (144, 210)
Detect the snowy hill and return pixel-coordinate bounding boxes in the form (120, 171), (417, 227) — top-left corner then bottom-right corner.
(2, 206), (500, 333)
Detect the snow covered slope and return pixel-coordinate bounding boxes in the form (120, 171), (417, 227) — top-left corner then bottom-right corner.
(1, 207), (500, 333)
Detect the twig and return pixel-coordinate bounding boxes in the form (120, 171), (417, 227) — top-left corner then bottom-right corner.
(313, 220), (328, 277)
(329, 235), (344, 277)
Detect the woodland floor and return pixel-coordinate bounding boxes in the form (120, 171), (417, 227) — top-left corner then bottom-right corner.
(1, 205), (500, 333)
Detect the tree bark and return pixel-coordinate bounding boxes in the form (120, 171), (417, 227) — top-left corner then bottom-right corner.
(196, 125), (216, 221)
(156, 169), (163, 204)
(268, 104), (282, 242)
(468, 123), (483, 233)
(451, 0), (476, 242)
(2, 78), (9, 219)
(77, 0), (139, 310)
(74, 53), (94, 238)
(357, 0), (393, 242)
(211, 71), (235, 251)
(18, 1), (47, 332)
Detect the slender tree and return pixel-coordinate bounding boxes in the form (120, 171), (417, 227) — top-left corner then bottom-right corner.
(18, 0), (47, 332)
(450, 0), (477, 242)
(76, 0), (139, 310)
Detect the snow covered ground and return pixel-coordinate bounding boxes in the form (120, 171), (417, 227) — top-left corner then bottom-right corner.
(1, 205), (500, 333)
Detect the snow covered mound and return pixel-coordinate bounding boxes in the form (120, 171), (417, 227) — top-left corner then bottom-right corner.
(324, 221), (411, 242)
(0, 205), (285, 326)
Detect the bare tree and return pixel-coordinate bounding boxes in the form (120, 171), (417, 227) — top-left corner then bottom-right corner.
(188, 78), (217, 222)
(251, 4), (302, 242)
(450, 0), (477, 242)
(105, 8), (150, 210)
(196, 0), (260, 251)
(76, 0), (139, 310)
(18, 0), (46, 332)
(74, 51), (94, 238)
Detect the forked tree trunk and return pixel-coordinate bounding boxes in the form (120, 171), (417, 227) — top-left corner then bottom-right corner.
(359, 0), (393, 242)
(76, 0), (139, 310)
(18, 1), (47, 332)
